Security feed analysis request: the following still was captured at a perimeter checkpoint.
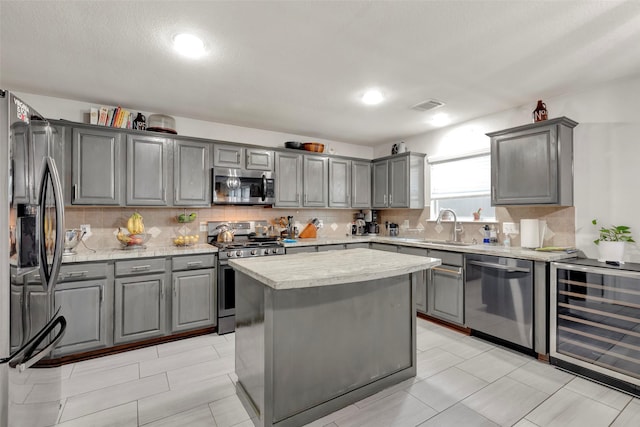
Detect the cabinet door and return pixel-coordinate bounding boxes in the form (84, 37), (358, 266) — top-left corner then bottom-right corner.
(126, 134), (170, 206)
(246, 148), (273, 171)
(171, 269), (215, 333)
(275, 152), (302, 207)
(303, 156), (328, 207)
(72, 128), (122, 205)
(398, 246), (428, 314)
(11, 122), (29, 205)
(114, 274), (166, 344)
(328, 158), (351, 208)
(53, 279), (109, 355)
(173, 139), (210, 206)
(372, 160), (389, 208)
(370, 243), (397, 252)
(286, 246), (317, 254)
(389, 156), (409, 208)
(351, 161), (371, 208)
(317, 244), (346, 251)
(491, 124), (558, 205)
(213, 144), (243, 168)
(428, 265), (464, 325)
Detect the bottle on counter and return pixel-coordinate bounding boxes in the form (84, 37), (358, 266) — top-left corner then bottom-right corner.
(489, 225), (498, 244)
(483, 225), (491, 244)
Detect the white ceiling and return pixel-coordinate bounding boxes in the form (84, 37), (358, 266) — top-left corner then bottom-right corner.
(2, 1), (640, 145)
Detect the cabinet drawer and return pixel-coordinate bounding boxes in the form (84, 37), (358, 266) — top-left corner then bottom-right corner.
(286, 246), (317, 254)
(172, 254), (216, 271)
(398, 246), (429, 257)
(428, 250), (463, 266)
(60, 263), (111, 282)
(318, 244), (346, 251)
(115, 258), (167, 277)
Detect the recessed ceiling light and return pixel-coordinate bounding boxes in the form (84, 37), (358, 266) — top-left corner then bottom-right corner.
(361, 89), (384, 105)
(430, 113), (451, 127)
(173, 33), (205, 59)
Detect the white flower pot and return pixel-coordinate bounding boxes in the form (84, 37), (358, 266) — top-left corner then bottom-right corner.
(597, 241), (626, 263)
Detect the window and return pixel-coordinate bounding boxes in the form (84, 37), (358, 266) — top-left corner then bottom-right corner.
(429, 153), (495, 221)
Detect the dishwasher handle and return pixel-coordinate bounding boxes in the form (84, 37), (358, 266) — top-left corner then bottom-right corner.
(468, 260), (531, 273)
(432, 265), (463, 277)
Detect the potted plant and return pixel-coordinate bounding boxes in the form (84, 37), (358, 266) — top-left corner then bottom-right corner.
(592, 219), (635, 262)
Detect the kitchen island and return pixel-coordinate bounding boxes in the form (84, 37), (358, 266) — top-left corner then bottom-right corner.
(229, 248), (440, 427)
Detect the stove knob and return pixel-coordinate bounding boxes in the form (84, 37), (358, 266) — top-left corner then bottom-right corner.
(251, 249), (258, 256)
(236, 250), (243, 257)
(226, 251), (233, 258)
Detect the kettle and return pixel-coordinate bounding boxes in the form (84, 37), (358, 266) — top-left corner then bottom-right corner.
(216, 224), (235, 243)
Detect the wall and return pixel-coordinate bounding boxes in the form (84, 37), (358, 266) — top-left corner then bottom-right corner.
(15, 91), (374, 160)
(376, 74), (640, 262)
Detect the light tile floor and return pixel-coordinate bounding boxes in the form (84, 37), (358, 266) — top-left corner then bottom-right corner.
(53, 318), (640, 426)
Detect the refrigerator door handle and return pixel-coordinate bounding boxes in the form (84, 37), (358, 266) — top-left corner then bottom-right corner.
(37, 156), (65, 292)
(9, 314), (67, 372)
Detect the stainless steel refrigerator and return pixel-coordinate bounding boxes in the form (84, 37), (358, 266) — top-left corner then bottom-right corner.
(1, 90), (67, 427)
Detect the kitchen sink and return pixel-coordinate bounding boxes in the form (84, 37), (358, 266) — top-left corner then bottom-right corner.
(390, 237), (474, 247)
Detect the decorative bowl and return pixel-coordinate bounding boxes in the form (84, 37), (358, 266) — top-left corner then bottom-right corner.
(303, 142), (324, 153)
(117, 232), (151, 249)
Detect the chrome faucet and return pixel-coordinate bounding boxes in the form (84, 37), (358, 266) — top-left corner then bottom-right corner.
(436, 209), (464, 242)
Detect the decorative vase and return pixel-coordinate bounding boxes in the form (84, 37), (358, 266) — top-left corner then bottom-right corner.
(532, 100), (548, 123)
(597, 241), (625, 263)
(133, 112), (146, 130)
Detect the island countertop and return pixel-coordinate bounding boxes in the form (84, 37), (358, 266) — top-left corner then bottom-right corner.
(228, 247), (441, 290)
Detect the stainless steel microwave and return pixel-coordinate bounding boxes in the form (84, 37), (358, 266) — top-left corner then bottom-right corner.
(212, 168), (275, 205)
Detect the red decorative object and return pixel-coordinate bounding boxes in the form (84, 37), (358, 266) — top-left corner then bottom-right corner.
(533, 100), (548, 122)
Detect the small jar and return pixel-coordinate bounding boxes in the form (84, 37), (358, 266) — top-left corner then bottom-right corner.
(532, 100), (548, 122)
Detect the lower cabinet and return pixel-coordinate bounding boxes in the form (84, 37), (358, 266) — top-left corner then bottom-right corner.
(171, 269), (216, 332)
(286, 246), (318, 254)
(427, 250), (464, 325)
(114, 273), (167, 344)
(397, 246), (429, 314)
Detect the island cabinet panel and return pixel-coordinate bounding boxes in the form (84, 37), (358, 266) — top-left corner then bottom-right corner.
(488, 116), (577, 206)
(171, 268), (216, 333)
(398, 246), (429, 314)
(328, 158), (351, 208)
(173, 139), (210, 206)
(274, 152), (302, 207)
(303, 155), (328, 207)
(126, 134), (171, 206)
(71, 127), (122, 205)
(351, 160), (371, 208)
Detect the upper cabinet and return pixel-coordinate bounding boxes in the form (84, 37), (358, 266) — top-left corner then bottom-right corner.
(246, 148), (273, 171)
(303, 156), (328, 207)
(351, 160), (371, 208)
(71, 127), (122, 205)
(173, 139), (210, 206)
(126, 134), (171, 206)
(275, 151), (303, 207)
(329, 158), (351, 208)
(372, 152), (425, 209)
(488, 117), (577, 206)
(213, 144), (243, 168)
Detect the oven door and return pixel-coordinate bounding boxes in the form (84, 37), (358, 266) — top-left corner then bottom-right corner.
(212, 169), (274, 205)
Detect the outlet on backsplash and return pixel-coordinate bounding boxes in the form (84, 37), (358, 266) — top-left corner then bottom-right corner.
(503, 222), (519, 234)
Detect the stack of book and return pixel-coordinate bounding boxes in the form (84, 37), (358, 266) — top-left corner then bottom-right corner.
(90, 106), (136, 129)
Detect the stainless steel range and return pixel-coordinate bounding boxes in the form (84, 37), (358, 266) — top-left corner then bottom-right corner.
(208, 221), (285, 334)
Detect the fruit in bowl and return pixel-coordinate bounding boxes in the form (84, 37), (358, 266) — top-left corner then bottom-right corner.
(177, 212), (197, 223)
(116, 228), (150, 248)
(173, 234), (200, 246)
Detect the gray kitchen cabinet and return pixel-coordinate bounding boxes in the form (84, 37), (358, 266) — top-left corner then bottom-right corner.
(372, 153), (425, 209)
(398, 246), (429, 314)
(71, 127), (122, 205)
(286, 246), (317, 254)
(53, 262), (113, 356)
(345, 243), (370, 249)
(427, 250), (464, 325)
(317, 244), (346, 251)
(173, 139), (210, 206)
(114, 258), (168, 344)
(171, 254), (216, 333)
(488, 116), (577, 206)
(246, 148), (273, 171)
(370, 243), (398, 252)
(275, 151), (302, 207)
(328, 158), (351, 208)
(213, 143), (243, 168)
(303, 155), (328, 207)
(126, 134), (171, 206)
(351, 160), (371, 208)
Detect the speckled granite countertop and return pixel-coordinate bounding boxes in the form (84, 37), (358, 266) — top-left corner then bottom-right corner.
(229, 248), (441, 290)
(282, 236), (579, 262)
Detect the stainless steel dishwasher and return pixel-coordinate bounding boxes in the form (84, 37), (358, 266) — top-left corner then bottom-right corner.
(465, 254), (534, 350)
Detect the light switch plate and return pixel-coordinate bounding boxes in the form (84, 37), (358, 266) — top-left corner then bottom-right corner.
(503, 222), (519, 234)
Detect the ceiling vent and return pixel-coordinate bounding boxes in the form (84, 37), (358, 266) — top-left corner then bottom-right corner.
(411, 99), (445, 111)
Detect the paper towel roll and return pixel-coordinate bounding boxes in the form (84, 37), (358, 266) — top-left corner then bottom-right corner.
(521, 219), (540, 248)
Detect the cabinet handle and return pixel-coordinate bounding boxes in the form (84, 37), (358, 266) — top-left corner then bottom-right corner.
(432, 266), (463, 277)
(383, 194), (387, 205)
(73, 184), (78, 201)
(296, 193), (299, 204)
(131, 265), (151, 271)
(491, 186), (496, 201)
(99, 286), (104, 302)
(389, 194), (393, 205)
(304, 194), (308, 205)
(162, 188), (166, 201)
(186, 261), (203, 268)
(66, 270), (88, 277)
(173, 282), (177, 297)
(161, 284), (165, 299)
(236, 152), (240, 162)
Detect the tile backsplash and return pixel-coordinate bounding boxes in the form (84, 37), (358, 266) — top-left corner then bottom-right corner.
(64, 206), (361, 253)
